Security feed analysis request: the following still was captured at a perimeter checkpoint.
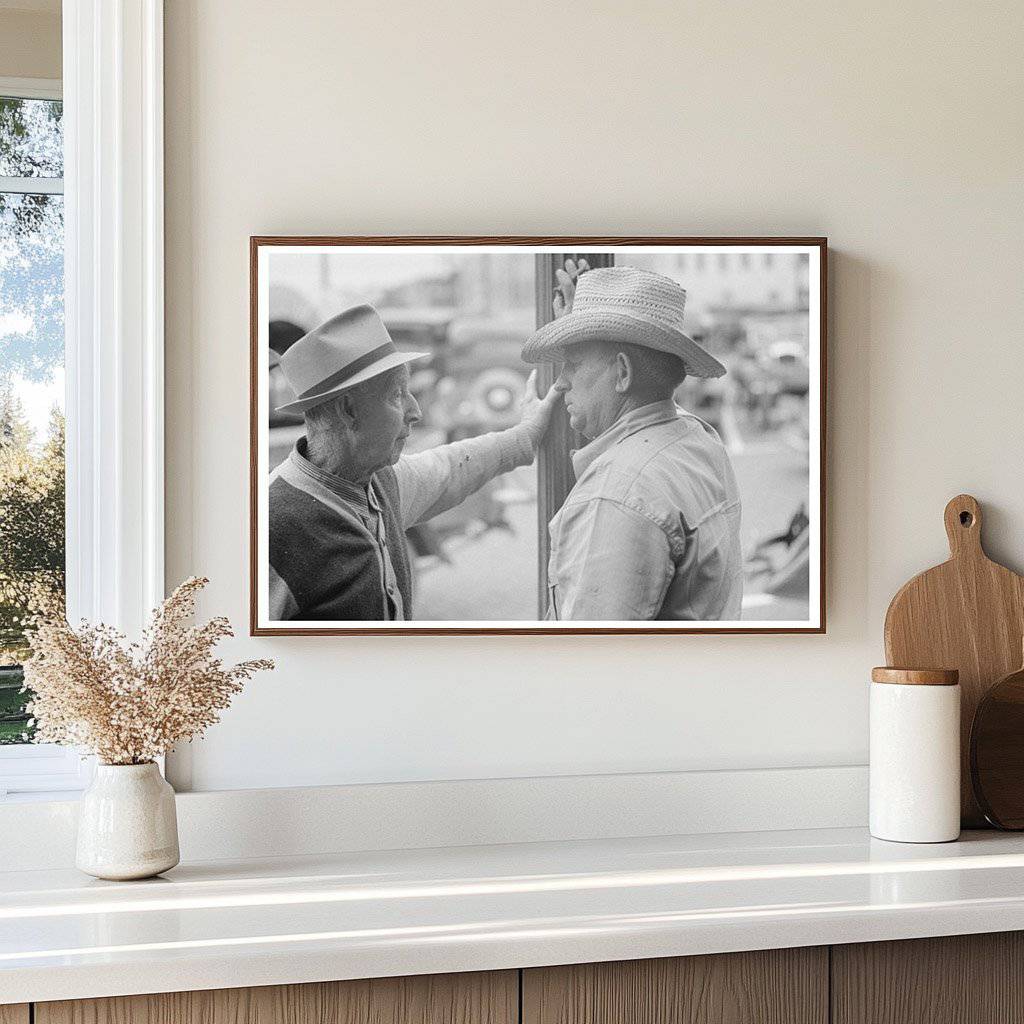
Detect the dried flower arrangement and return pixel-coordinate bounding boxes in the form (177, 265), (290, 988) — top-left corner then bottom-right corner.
(22, 577), (273, 765)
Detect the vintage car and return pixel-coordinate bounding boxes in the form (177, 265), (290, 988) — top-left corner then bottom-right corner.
(731, 313), (811, 429)
(431, 310), (534, 441)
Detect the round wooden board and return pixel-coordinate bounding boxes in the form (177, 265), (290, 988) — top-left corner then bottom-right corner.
(971, 665), (1024, 829)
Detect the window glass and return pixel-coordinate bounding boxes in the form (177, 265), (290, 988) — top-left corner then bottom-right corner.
(0, 96), (65, 745)
(0, 97), (63, 178)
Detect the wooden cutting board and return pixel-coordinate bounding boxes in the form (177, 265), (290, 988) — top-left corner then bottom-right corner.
(884, 494), (1024, 827)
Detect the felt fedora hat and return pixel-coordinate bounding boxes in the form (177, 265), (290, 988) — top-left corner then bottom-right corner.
(275, 304), (428, 415)
(521, 266), (726, 379)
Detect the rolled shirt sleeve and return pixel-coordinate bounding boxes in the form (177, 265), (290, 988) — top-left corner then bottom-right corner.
(548, 497), (675, 620)
(393, 425), (535, 528)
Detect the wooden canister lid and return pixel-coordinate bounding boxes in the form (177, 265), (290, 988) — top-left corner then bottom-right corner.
(871, 667), (960, 686)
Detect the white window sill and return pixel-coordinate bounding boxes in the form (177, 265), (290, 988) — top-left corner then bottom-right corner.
(0, 744), (93, 801)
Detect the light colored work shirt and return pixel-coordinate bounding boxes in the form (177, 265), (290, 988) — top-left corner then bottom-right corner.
(546, 400), (743, 621)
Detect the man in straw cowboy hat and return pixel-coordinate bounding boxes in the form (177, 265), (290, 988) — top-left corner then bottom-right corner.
(269, 303), (559, 620)
(522, 261), (743, 620)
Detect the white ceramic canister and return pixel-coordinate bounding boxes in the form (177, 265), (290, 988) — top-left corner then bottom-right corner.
(870, 667), (960, 843)
(76, 762), (180, 880)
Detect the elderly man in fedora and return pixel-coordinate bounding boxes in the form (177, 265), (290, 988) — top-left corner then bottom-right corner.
(269, 304), (559, 620)
(523, 262), (743, 621)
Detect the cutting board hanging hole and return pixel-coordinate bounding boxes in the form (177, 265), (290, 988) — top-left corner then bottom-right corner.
(944, 494), (983, 556)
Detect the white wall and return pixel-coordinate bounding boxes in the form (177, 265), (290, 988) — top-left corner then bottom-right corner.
(163, 0), (1024, 792)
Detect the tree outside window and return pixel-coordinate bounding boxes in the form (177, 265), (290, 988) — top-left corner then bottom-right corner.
(0, 93), (65, 745)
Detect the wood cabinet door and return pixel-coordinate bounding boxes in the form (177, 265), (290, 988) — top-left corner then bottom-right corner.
(0, 1006), (29, 1024)
(523, 949), (828, 1024)
(833, 932), (1024, 1024)
(35, 970), (517, 1024)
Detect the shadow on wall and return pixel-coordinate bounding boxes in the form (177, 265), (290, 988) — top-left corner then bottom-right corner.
(826, 249), (872, 641)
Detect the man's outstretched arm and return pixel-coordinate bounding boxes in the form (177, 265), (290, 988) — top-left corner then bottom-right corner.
(394, 370), (559, 528)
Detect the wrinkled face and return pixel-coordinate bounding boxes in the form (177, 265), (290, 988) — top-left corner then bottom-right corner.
(554, 343), (620, 440)
(351, 364), (422, 472)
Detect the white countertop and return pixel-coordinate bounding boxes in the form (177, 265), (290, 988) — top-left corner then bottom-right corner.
(4, 826), (1024, 1004)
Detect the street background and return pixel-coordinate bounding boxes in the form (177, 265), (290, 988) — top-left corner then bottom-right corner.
(267, 249), (814, 621)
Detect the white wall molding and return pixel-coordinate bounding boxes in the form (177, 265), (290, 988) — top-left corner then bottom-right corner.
(0, 76), (61, 100)
(63, 0), (164, 634)
(0, 765), (868, 871)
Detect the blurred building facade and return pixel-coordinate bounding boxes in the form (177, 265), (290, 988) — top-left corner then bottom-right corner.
(630, 252), (810, 314)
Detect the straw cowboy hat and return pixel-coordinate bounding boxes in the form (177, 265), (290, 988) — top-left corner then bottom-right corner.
(275, 304), (428, 415)
(521, 266), (726, 379)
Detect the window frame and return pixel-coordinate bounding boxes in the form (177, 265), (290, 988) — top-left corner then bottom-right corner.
(0, 76), (62, 196)
(0, 76), (60, 101)
(0, 0), (165, 800)
(0, 75), (63, 194)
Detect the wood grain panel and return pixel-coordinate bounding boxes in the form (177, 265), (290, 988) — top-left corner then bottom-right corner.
(36, 970), (517, 1024)
(523, 949), (827, 1024)
(0, 1006), (29, 1024)
(833, 932), (1024, 1024)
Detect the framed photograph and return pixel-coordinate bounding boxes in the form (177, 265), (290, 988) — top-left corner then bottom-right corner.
(250, 237), (826, 635)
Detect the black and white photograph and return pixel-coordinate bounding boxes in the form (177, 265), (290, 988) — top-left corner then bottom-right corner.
(250, 238), (825, 634)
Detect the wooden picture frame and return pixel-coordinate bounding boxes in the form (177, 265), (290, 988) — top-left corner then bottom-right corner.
(250, 236), (827, 635)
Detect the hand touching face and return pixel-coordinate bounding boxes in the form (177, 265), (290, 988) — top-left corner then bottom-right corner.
(517, 369), (562, 448)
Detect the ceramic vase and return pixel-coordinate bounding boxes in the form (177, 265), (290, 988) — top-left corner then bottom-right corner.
(76, 762), (180, 880)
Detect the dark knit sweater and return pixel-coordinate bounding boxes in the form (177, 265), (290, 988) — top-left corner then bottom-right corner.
(269, 465), (412, 621)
